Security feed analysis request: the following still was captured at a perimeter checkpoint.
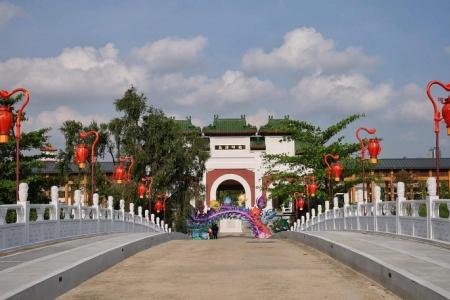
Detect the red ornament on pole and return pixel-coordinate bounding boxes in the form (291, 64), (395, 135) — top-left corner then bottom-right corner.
(0, 105), (13, 144)
(441, 97), (450, 135)
(155, 200), (163, 213)
(138, 182), (146, 199)
(331, 162), (343, 182)
(113, 165), (126, 184)
(367, 138), (381, 164)
(308, 182), (318, 197)
(74, 144), (89, 169)
(296, 197), (305, 211)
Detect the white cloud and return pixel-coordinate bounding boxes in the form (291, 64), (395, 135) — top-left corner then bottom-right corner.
(242, 27), (377, 75)
(0, 2), (24, 29)
(128, 36), (207, 73)
(171, 70), (284, 107)
(247, 108), (275, 127)
(384, 83), (431, 123)
(291, 73), (392, 114)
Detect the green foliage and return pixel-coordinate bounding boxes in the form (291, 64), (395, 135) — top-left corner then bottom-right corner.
(264, 114), (362, 208)
(0, 94), (53, 205)
(270, 217), (290, 233)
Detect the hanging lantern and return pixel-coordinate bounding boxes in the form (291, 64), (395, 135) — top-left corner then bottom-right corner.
(0, 105), (13, 144)
(367, 138), (381, 164)
(442, 97), (450, 135)
(137, 182), (146, 199)
(331, 162), (343, 182)
(296, 197), (305, 211)
(74, 144), (89, 169)
(155, 200), (163, 213)
(113, 165), (126, 184)
(308, 182), (318, 197)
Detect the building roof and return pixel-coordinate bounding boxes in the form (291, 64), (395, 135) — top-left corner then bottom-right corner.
(258, 115), (292, 136)
(174, 116), (201, 135)
(373, 158), (450, 170)
(203, 115), (257, 136)
(34, 161), (116, 174)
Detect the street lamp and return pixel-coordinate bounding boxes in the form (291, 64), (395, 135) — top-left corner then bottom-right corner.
(324, 154), (341, 201)
(144, 165), (153, 214)
(426, 80), (450, 195)
(0, 88), (30, 201)
(355, 127), (380, 202)
(76, 131), (99, 205)
(294, 192), (305, 220)
(303, 175), (317, 214)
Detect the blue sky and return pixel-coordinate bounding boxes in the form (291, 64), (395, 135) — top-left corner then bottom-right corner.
(1, 0), (450, 157)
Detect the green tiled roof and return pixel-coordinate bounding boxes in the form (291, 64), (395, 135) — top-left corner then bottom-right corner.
(250, 136), (266, 150)
(174, 117), (201, 135)
(203, 115), (257, 136)
(373, 158), (450, 170)
(259, 115), (292, 136)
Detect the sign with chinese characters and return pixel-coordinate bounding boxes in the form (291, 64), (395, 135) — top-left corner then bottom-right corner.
(215, 145), (246, 150)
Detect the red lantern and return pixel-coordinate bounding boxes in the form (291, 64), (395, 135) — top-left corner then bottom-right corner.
(442, 97), (450, 135)
(155, 200), (163, 213)
(331, 162), (343, 182)
(138, 182), (146, 199)
(113, 165), (126, 184)
(308, 182), (318, 197)
(367, 138), (381, 164)
(0, 105), (13, 144)
(296, 198), (305, 211)
(74, 144), (89, 169)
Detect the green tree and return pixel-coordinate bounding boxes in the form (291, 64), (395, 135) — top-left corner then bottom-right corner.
(264, 115), (362, 209)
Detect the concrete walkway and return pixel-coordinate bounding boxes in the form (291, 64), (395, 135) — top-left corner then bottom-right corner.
(0, 232), (182, 299)
(59, 236), (398, 300)
(280, 231), (450, 299)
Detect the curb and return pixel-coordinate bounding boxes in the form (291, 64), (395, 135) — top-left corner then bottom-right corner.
(275, 231), (450, 300)
(4, 232), (188, 300)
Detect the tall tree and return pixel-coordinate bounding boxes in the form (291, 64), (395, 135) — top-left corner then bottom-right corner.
(264, 115), (362, 208)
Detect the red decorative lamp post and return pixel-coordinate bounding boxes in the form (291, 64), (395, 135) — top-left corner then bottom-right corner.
(113, 164), (126, 184)
(155, 198), (163, 213)
(426, 80), (450, 195)
(118, 156), (134, 183)
(324, 154), (340, 201)
(78, 131), (100, 204)
(356, 127), (381, 202)
(144, 165), (153, 214)
(294, 192), (305, 221)
(0, 88), (30, 201)
(74, 144), (89, 169)
(306, 176), (318, 197)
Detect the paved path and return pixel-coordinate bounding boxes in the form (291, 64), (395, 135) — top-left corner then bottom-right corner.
(308, 231), (450, 296)
(59, 235), (398, 300)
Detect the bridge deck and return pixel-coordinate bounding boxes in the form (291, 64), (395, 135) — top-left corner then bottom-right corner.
(303, 231), (450, 299)
(0, 232), (176, 299)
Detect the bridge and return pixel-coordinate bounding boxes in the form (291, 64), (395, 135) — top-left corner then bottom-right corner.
(0, 179), (448, 299)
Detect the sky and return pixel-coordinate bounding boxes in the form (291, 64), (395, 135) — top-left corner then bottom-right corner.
(1, 0), (450, 158)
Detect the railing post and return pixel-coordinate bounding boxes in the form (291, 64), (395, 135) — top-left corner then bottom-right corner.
(301, 215), (305, 230)
(93, 193), (100, 233)
(138, 206), (143, 231)
(107, 196), (114, 232)
(333, 197), (338, 230)
(119, 199), (125, 232)
(145, 209), (149, 232)
(343, 195), (349, 230)
(18, 183), (30, 244)
(74, 190), (82, 235)
(151, 213), (155, 231)
(396, 182), (405, 235)
(51, 186), (60, 239)
(129, 203), (135, 233)
(374, 185), (381, 232)
(156, 217), (160, 231)
(426, 177), (437, 240)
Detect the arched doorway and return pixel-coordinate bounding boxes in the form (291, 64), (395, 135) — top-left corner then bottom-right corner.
(210, 174), (252, 208)
(216, 180), (246, 206)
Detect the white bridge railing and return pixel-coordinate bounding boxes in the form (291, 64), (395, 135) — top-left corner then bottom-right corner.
(0, 184), (170, 252)
(293, 177), (450, 244)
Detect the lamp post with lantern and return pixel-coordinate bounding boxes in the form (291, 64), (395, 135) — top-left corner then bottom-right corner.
(426, 80), (450, 195)
(294, 192), (305, 220)
(0, 88), (30, 201)
(324, 154), (342, 202)
(75, 130), (99, 205)
(144, 165), (153, 214)
(355, 127), (381, 202)
(303, 175), (317, 214)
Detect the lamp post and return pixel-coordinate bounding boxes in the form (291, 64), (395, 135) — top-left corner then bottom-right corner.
(0, 88), (30, 201)
(163, 192), (169, 224)
(294, 192), (305, 220)
(426, 80), (450, 196)
(324, 154), (341, 201)
(77, 131), (99, 205)
(355, 128), (381, 202)
(144, 165), (153, 215)
(303, 175), (317, 214)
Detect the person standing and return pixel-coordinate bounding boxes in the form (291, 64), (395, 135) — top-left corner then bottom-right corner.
(212, 223), (219, 239)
